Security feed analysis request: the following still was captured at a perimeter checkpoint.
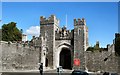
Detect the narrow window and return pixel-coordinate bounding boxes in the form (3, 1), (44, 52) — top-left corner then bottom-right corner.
(78, 29), (81, 35)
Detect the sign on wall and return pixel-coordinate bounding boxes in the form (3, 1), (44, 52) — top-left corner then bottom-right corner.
(74, 58), (80, 66)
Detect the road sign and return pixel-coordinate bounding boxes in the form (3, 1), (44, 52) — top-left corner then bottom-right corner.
(74, 58), (80, 66)
(75, 53), (78, 56)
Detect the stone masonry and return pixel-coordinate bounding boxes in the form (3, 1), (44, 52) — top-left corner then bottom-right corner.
(0, 15), (120, 73)
(39, 15), (88, 70)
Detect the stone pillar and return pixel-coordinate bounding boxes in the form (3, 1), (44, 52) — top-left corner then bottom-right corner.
(53, 50), (59, 69)
(41, 47), (46, 67)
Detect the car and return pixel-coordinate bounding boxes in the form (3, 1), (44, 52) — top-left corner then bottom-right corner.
(71, 70), (89, 75)
(103, 72), (119, 75)
(110, 73), (119, 75)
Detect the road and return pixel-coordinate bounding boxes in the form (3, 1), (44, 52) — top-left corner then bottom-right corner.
(0, 69), (102, 75)
(1, 69), (72, 75)
(1, 72), (102, 75)
(1, 72), (71, 75)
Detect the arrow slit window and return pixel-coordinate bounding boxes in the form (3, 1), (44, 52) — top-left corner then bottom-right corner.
(78, 29), (81, 35)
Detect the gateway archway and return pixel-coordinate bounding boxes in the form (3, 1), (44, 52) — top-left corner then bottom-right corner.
(59, 47), (71, 69)
(53, 43), (73, 69)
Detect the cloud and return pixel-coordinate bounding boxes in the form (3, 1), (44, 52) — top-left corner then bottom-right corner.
(26, 26), (40, 37)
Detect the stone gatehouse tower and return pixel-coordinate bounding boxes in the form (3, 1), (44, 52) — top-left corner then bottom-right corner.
(39, 15), (88, 70)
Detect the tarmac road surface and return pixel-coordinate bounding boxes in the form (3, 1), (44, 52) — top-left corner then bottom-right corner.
(1, 69), (102, 75)
(1, 72), (71, 75)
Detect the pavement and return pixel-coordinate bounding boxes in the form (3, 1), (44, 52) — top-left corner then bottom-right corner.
(0, 69), (103, 75)
(0, 69), (72, 75)
(0, 69), (73, 73)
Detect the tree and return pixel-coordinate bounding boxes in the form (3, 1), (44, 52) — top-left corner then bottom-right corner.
(0, 29), (2, 41)
(86, 47), (94, 52)
(2, 22), (22, 42)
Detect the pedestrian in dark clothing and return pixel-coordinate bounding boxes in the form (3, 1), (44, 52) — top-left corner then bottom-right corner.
(39, 63), (43, 75)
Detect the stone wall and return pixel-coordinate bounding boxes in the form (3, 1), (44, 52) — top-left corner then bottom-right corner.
(1, 42), (40, 71)
(0, 41), (2, 72)
(85, 51), (118, 73)
(1, 41), (120, 72)
(117, 57), (120, 73)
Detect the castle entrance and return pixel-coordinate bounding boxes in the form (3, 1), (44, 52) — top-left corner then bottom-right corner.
(59, 48), (71, 69)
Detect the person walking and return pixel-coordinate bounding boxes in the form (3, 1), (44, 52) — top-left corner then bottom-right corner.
(39, 63), (43, 75)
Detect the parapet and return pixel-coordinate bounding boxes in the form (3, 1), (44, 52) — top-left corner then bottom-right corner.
(74, 18), (86, 26)
(40, 15), (59, 25)
(55, 27), (72, 40)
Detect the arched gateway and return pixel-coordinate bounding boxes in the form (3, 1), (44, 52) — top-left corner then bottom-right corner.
(54, 43), (73, 70)
(60, 47), (71, 69)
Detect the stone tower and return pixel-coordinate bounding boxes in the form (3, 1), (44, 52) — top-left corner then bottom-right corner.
(40, 15), (59, 68)
(40, 15), (88, 70)
(73, 18), (88, 70)
(115, 33), (120, 56)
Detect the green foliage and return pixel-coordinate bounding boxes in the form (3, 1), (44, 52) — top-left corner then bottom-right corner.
(86, 46), (107, 52)
(87, 47), (94, 52)
(0, 29), (2, 41)
(2, 22), (22, 42)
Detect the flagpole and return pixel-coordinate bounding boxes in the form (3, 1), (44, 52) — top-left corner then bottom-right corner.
(66, 14), (67, 28)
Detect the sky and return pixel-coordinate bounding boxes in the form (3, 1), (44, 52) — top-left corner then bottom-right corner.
(1, 0), (120, 2)
(118, 2), (120, 33)
(0, 2), (2, 25)
(1, 2), (118, 47)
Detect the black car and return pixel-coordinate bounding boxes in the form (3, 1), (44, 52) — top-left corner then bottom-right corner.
(103, 72), (119, 75)
(71, 70), (89, 75)
(111, 73), (119, 75)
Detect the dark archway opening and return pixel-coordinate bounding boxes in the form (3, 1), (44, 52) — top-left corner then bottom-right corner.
(60, 48), (71, 69)
(45, 58), (48, 67)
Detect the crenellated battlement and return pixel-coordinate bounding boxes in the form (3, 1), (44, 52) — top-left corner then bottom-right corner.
(74, 18), (86, 26)
(55, 26), (73, 40)
(40, 15), (59, 25)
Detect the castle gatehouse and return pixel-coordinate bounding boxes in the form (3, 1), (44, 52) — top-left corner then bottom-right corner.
(39, 15), (88, 70)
